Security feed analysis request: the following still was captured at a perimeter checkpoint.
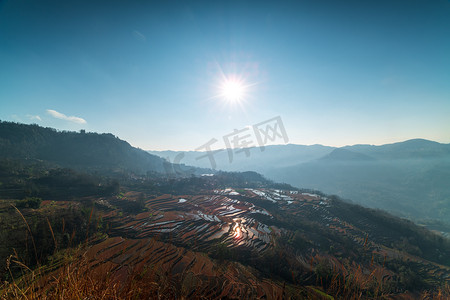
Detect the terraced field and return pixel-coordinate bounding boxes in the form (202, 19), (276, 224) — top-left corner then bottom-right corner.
(99, 187), (450, 292)
(107, 189), (280, 253)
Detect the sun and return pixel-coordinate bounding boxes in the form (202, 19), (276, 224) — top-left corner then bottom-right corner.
(212, 71), (255, 108)
(219, 78), (246, 103)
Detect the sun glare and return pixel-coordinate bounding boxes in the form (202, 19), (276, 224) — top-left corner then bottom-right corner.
(220, 78), (246, 103)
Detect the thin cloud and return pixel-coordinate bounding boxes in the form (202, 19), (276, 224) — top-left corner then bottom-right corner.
(27, 114), (42, 121)
(46, 109), (87, 124)
(11, 114), (22, 122)
(132, 30), (146, 42)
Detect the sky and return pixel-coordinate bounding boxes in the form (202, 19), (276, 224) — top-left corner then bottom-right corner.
(1, 0), (449, 150)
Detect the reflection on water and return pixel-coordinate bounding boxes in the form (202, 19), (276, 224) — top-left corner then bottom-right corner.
(233, 224), (242, 239)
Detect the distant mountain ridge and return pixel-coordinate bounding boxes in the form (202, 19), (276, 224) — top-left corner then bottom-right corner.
(318, 148), (376, 162)
(148, 143), (336, 172)
(148, 138), (450, 171)
(343, 138), (450, 160)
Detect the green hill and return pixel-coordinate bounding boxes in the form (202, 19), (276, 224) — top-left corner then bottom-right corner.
(0, 121), (193, 175)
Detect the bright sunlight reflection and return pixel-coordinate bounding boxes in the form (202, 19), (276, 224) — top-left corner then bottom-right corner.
(233, 224), (242, 239)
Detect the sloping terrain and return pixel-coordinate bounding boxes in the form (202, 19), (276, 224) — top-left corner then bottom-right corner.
(150, 139), (450, 224)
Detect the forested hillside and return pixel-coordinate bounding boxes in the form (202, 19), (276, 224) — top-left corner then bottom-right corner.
(0, 121), (190, 175)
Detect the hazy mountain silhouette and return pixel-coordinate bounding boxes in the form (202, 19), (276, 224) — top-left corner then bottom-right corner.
(318, 148), (376, 162)
(149, 144), (335, 173)
(344, 139), (450, 160)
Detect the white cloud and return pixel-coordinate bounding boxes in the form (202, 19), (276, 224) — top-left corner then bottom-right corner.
(27, 114), (42, 121)
(46, 109), (87, 124)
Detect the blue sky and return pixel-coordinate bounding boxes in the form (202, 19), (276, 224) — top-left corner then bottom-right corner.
(1, 0), (449, 150)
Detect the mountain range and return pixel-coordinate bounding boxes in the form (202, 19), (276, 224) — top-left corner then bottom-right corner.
(149, 139), (450, 224)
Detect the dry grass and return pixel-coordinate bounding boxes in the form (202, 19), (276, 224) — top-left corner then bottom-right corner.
(2, 250), (449, 300)
(313, 256), (450, 300)
(1, 251), (163, 299)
